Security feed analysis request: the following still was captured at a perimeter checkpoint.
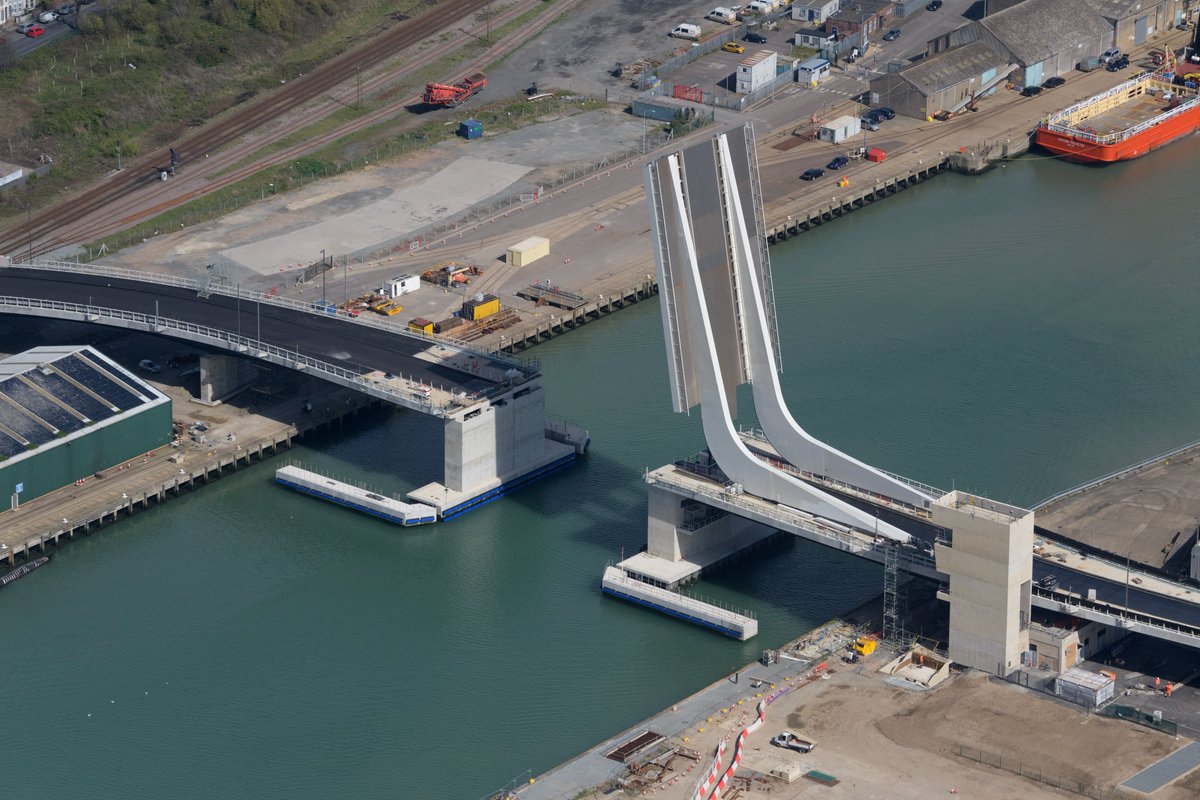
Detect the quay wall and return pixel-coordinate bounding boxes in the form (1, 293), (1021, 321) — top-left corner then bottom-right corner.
(0, 397), (381, 566)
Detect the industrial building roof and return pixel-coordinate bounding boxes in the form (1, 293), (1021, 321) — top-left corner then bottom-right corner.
(978, 0), (1113, 65)
(0, 346), (167, 460)
(890, 42), (1011, 95)
(1081, 0), (1142, 21)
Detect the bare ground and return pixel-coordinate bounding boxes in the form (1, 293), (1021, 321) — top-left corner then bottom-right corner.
(670, 666), (1193, 800)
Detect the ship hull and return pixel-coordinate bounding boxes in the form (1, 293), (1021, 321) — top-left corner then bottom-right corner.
(1035, 102), (1200, 163)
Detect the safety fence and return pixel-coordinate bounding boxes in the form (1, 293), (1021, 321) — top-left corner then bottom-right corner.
(1, 257), (537, 373)
(954, 744), (1129, 800)
(1034, 434), (1200, 510)
(1102, 704), (1181, 738)
(0, 296), (455, 415)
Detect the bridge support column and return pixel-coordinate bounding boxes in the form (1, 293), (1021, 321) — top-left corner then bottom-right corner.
(198, 354), (257, 405)
(409, 380), (580, 518)
(934, 491), (1034, 677)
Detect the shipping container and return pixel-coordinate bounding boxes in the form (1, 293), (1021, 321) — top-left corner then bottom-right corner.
(408, 318), (434, 334)
(867, 147), (887, 162)
(463, 292), (501, 321)
(458, 118), (483, 139)
(506, 236), (551, 267)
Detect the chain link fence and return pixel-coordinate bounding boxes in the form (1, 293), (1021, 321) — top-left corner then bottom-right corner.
(954, 745), (1130, 799)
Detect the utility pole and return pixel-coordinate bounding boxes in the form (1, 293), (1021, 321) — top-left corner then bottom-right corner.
(116, 142), (122, 171)
(321, 249), (327, 304)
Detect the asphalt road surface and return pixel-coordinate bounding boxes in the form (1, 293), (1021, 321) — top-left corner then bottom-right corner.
(0, 269), (494, 392)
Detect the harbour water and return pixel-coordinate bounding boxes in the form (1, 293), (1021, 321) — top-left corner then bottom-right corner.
(5, 136), (1200, 798)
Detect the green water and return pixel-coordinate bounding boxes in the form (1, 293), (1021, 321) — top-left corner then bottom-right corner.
(4, 138), (1200, 798)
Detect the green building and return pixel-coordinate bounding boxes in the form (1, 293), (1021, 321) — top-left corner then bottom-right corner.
(0, 346), (172, 509)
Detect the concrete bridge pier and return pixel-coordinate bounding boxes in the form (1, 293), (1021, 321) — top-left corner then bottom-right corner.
(199, 354), (258, 404)
(409, 381), (584, 519)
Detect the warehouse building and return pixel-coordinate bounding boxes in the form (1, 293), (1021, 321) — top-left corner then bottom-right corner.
(934, 0), (1113, 87)
(0, 346), (172, 508)
(869, 41), (1013, 119)
(1084, 0), (1184, 51)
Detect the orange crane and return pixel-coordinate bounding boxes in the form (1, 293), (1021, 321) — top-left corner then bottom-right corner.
(423, 72), (487, 107)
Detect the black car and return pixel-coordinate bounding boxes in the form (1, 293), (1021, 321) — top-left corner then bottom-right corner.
(1042, 76), (1066, 89)
(862, 109), (887, 124)
(873, 106), (896, 119)
(744, 31), (768, 44)
(926, 0), (942, 9)
(800, 168), (825, 181)
(882, 29), (901, 41)
(826, 155), (849, 170)
(1106, 55), (1130, 71)
(1020, 85), (1043, 97)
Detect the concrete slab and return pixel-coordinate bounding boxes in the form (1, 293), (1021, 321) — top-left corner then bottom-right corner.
(1037, 442), (1200, 570)
(1122, 741), (1200, 794)
(222, 156), (532, 273)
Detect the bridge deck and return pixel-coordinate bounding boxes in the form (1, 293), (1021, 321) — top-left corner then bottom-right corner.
(0, 268), (502, 400)
(1037, 440), (1200, 574)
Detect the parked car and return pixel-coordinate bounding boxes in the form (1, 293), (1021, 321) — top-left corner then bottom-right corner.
(1106, 55), (1130, 71)
(800, 168), (825, 181)
(873, 106), (896, 119)
(926, 0), (942, 9)
(138, 359), (163, 374)
(37, 10), (57, 22)
(1020, 85), (1043, 97)
(882, 29), (901, 41)
(722, 42), (746, 53)
(1100, 48), (1122, 64)
(57, 3), (77, 16)
(744, 31), (768, 43)
(862, 109), (887, 124)
(1042, 76), (1066, 89)
(826, 155), (849, 170)
(24, 24), (46, 37)
(860, 117), (881, 131)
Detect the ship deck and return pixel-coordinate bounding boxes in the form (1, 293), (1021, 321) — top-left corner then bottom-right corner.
(1067, 92), (1172, 137)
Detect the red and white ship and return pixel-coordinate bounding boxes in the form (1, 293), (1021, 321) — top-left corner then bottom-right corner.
(1035, 71), (1200, 163)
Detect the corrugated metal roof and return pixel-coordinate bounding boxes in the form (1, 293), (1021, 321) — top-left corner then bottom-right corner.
(1081, 0), (1141, 21)
(1059, 666), (1113, 690)
(890, 42), (1010, 95)
(740, 49), (776, 67)
(980, 0), (1112, 65)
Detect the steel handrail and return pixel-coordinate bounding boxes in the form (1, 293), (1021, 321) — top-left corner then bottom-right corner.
(0, 296), (452, 414)
(2, 257), (539, 374)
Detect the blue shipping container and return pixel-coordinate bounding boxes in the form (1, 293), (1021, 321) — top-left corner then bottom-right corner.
(459, 119), (483, 139)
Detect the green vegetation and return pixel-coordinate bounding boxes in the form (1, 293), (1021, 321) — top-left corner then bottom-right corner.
(87, 93), (604, 258)
(0, 0), (441, 220)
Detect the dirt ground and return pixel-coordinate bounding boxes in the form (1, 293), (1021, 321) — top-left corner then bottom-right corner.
(676, 667), (1193, 800)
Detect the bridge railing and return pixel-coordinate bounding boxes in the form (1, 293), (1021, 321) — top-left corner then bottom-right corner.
(2, 257), (539, 375)
(1033, 434), (1200, 510)
(1032, 585), (1200, 641)
(0, 296), (454, 415)
(644, 467), (874, 554)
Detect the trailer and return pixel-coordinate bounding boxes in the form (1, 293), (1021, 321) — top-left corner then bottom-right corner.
(423, 72), (487, 107)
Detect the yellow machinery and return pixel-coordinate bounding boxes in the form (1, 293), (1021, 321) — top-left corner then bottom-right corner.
(852, 637), (877, 656)
(408, 318), (434, 334)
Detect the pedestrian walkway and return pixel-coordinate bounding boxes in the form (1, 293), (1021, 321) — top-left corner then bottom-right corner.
(1121, 741), (1200, 793)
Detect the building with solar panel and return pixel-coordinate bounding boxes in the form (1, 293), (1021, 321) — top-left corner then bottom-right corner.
(0, 346), (172, 508)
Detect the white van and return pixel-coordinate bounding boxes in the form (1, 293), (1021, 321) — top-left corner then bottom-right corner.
(37, 10), (58, 22)
(706, 7), (737, 23)
(746, 1), (775, 15)
(670, 23), (702, 40)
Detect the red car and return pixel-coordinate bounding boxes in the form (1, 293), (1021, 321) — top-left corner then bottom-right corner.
(26, 25), (46, 37)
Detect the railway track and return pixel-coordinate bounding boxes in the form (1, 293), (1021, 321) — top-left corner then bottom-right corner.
(0, 0), (495, 257)
(51, 0), (589, 251)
